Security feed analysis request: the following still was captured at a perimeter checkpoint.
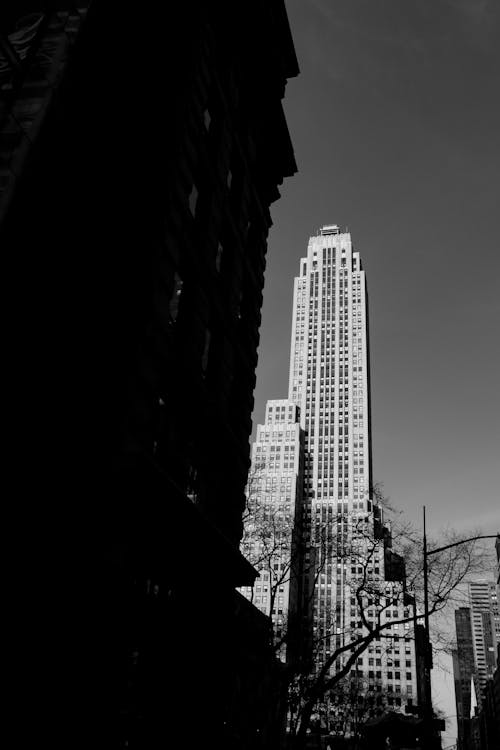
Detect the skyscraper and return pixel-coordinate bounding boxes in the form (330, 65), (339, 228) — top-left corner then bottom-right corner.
(287, 225), (417, 708)
(288, 225), (371, 512)
(245, 226), (419, 727)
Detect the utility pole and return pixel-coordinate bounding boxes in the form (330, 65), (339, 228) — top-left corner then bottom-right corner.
(422, 506), (434, 746)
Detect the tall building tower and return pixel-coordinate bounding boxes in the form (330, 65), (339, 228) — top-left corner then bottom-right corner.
(286, 225), (418, 717)
(288, 225), (371, 510)
(288, 225), (372, 640)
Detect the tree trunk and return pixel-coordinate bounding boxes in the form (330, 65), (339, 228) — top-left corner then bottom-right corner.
(291, 698), (316, 750)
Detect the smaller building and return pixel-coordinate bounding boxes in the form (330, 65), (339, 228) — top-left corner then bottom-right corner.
(240, 399), (305, 662)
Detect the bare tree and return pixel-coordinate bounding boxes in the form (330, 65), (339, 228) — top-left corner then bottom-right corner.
(317, 674), (411, 747)
(240, 481), (493, 749)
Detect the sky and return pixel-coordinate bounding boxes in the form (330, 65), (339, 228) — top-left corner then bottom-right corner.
(252, 1), (500, 743)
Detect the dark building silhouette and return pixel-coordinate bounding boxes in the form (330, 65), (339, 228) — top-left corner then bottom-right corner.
(477, 648), (500, 750)
(453, 608), (476, 750)
(1, 1), (298, 747)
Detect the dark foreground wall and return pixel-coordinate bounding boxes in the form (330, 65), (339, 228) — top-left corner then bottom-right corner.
(1, 2), (298, 747)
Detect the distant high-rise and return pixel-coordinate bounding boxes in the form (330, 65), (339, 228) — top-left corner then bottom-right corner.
(468, 581), (500, 700)
(452, 581), (500, 749)
(496, 536), (500, 602)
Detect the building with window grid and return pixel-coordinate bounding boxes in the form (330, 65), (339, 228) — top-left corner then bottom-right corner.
(287, 225), (418, 720)
(452, 582), (500, 749)
(469, 580), (500, 702)
(240, 400), (304, 661)
(288, 224), (372, 509)
(243, 226), (420, 731)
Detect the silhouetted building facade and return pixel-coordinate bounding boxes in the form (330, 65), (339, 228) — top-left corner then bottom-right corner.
(1, 2), (298, 748)
(452, 581), (500, 750)
(477, 649), (500, 750)
(453, 608), (476, 750)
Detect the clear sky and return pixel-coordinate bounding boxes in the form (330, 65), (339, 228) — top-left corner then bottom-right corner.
(253, 2), (500, 743)
(254, 0), (500, 533)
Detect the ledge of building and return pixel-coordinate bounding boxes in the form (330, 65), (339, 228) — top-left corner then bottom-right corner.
(105, 450), (257, 589)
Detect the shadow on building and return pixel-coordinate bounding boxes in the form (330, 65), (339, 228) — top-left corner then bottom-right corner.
(475, 643), (500, 750)
(1, 1), (298, 747)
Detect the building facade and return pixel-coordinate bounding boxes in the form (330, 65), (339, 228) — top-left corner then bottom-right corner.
(453, 581), (500, 750)
(242, 226), (420, 736)
(287, 226), (419, 721)
(288, 225), (372, 512)
(241, 399), (304, 660)
(1, 2), (298, 748)
(469, 580), (500, 701)
(496, 537), (500, 602)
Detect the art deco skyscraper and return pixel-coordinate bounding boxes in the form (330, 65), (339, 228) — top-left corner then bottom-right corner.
(243, 225), (419, 722)
(285, 225), (418, 711)
(288, 225), (371, 511)
(287, 225), (375, 669)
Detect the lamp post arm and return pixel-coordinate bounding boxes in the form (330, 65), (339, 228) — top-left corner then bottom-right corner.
(426, 534), (499, 558)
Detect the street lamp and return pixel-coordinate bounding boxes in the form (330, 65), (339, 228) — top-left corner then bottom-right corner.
(422, 506), (499, 745)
